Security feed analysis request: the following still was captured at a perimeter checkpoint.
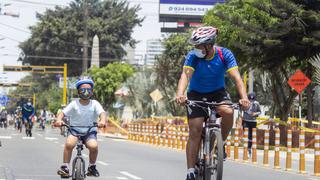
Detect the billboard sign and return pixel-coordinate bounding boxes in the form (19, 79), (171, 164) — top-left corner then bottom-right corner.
(159, 0), (225, 22)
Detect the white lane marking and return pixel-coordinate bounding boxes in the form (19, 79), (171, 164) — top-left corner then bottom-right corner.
(117, 177), (128, 180)
(45, 137), (58, 141)
(54, 141), (59, 144)
(22, 137), (35, 140)
(16, 179), (33, 180)
(97, 161), (109, 166)
(12, 133), (19, 136)
(61, 144), (65, 147)
(36, 133), (42, 137)
(97, 139), (104, 142)
(0, 136), (12, 139)
(112, 139), (126, 142)
(120, 171), (142, 180)
(308, 178), (320, 180)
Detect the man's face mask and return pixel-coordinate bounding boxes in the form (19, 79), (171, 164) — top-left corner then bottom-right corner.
(78, 88), (93, 100)
(27, 102), (31, 106)
(193, 48), (206, 58)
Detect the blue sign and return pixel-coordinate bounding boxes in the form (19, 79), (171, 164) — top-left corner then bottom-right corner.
(0, 95), (9, 106)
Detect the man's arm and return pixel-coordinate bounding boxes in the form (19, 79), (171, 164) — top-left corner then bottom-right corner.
(176, 67), (194, 104)
(228, 68), (250, 109)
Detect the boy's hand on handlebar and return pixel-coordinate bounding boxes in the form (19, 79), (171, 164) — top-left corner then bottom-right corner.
(98, 121), (106, 128)
(54, 120), (64, 127)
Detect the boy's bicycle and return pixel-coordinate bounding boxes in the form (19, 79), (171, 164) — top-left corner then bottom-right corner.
(186, 100), (239, 180)
(61, 123), (98, 180)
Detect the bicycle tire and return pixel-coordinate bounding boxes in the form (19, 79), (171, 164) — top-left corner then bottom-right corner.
(196, 139), (204, 180)
(73, 158), (85, 180)
(205, 130), (223, 180)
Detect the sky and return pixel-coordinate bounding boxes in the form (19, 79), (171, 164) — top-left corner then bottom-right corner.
(0, 0), (162, 83)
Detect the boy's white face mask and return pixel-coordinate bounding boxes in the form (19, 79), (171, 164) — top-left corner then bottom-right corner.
(193, 48), (206, 58)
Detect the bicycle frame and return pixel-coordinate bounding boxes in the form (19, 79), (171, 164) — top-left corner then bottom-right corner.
(186, 100), (236, 180)
(62, 123), (97, 180)
(71, 138), (86, 179)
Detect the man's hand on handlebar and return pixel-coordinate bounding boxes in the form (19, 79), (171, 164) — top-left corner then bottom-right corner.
(176, 94), (187, 105)
(239, 98), (250, 110)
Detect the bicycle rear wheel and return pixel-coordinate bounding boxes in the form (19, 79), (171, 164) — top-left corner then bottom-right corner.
(205, 130), (223, 180)
(73, 158), (86, 180)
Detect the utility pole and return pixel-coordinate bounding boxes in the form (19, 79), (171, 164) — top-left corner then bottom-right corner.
(82, 0), (89, 73)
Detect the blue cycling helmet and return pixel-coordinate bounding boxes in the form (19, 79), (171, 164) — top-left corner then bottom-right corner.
(75, 76), (94, 89)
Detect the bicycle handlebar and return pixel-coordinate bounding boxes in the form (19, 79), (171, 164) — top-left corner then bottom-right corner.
(62, 123), (98, 137)
(185, 99), (240, 109)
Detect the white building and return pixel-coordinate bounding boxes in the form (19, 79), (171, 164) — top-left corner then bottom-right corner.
(123, 44), (136, 65)
(145, 39), (165, 67)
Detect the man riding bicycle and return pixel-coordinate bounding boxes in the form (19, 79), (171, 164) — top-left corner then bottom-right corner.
(175, 26), (250, 180)
(22, 100), (35, 137)
(55, 76), (107, 178)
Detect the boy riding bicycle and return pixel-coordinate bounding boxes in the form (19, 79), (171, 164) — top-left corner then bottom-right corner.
(55, 76), (107, 178)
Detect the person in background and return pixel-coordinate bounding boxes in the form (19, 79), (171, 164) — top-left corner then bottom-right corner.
(242, 92), (261, 156)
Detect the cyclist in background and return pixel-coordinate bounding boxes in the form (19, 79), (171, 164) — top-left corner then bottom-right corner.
(22, 99), (35, 137)
(0, 106), (8, 128)
(15, 106), (23, 132)
(175, 26), (250, 180)
(39, 108), (47, 130)
(55, 76), (107, 178)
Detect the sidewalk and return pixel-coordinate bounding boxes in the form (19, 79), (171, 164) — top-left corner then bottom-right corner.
(98, 132), (128, 139)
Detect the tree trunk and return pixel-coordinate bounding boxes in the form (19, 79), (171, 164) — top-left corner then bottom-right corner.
(270, 70), (296, 122)
(306, 64), (314, 128)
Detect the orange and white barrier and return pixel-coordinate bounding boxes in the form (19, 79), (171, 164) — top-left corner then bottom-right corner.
(243, 128), (249, 162)
(263, 129), (269, 167)
(252, 128), (257, 164)
(299, 130), (306, 174)
(286, 129), (292, 171)
(234, 128), (239, 161)
(274, 128), (280, 169)
(226, 135), (231, 159)
(314, 132), (320, 176)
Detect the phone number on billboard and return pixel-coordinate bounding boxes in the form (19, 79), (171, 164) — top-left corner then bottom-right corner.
(168, 6), (209, 13)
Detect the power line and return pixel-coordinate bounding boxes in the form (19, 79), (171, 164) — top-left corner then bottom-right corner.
(10, 0), (66, 7)
(0, 22), (29, 34)
(0, 33), (21, 42)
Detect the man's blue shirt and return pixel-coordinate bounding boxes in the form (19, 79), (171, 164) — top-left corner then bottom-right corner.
(183, 46), (238, 93)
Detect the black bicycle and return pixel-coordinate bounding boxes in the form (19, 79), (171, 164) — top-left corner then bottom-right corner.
(186, 100), (238, 180)
(62, 123), (98, 180)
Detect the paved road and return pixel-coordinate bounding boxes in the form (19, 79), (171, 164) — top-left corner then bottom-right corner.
(0, 126), (318, 180)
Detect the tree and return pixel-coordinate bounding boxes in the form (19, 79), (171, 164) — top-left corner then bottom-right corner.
(122, 69), (157, 118)
(204, 0), (320, 122)
(155, 33), (192, 116)
(19, 0), (143, 76)
(87, 62), (135, 108)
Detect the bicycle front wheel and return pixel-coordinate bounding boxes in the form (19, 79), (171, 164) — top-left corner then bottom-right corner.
(205, 130), (223, 180)
(73, 158), (85, 180)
